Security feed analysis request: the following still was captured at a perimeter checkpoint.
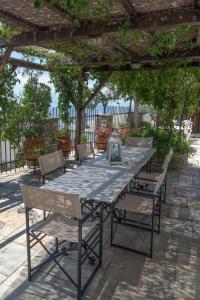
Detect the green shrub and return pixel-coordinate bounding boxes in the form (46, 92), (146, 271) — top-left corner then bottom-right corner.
(130, 126), (193, 160)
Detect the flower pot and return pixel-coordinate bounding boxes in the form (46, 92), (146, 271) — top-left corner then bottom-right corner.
(96, 135), (109, 151)
(58, 134), (72, 158)
(23, 137), (45, 161)
(117, 127), (131, 138)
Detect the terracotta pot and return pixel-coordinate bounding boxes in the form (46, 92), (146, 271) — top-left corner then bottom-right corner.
(23, 137), (45, 161)
(58, 134), (72, 158)
(117, 127), (131, 138)
(96, 135), (109, 151)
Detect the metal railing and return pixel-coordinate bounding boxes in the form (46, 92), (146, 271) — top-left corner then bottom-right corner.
(0, 105), (132, 174)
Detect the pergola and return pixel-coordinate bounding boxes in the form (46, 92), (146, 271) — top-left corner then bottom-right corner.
(0, 0), (200, 72)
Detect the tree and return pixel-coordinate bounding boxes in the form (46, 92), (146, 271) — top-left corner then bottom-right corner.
(50, 62), (112, 157)
(0, 64), (18, 143)
(111, 66), (200, 134)
(2, 74), (51, 147)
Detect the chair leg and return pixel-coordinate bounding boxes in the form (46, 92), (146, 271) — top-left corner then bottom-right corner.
(150, 201), (155, 258)
(77, 222), (82, 300)
(25, 209), (32, 281)
(99, 203), (103, 265)
(164, 176), (167, 203)
(110, 204), (114, 247)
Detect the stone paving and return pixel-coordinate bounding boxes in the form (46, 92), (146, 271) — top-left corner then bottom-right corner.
(0, 140), (200, 299)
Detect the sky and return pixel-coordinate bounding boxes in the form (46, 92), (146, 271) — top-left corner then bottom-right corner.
(12, 52), (130, 108)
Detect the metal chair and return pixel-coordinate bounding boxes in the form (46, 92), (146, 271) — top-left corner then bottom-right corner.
(134, 148), (173, 203)
(77, 142), (95, 164)
(125, 137), (153, 148)
(21, 184), (103, 300)
(38, 150), (72, 184)
(111, 170), (166, 258)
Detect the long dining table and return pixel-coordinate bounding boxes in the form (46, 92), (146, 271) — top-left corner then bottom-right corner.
(43, 147), (156, 204)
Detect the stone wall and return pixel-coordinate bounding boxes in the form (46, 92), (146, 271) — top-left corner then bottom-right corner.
(43, 118), (59, 153)
(96, 115), (113, 128)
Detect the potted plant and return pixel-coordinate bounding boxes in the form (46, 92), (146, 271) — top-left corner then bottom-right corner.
(23, 128), (46, 162)
(2, 75), (52, 168)
(95, 127), (112, 151)
(58, 127), (72, 158)
(117, 121), (131, 139)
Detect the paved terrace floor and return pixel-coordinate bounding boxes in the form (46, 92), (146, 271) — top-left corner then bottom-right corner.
(0, 140), (200, 300)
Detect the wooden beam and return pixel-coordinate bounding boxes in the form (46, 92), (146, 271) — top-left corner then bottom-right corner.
(0, 9), (47, 30)
(10, 58), (49, 71)
(4, 55), (200, 73)
(119, 0), (138, 19)
(2, 8), (200, 47)
(65, 47), (200, 66)
(8, 46), (200, 71)
(0, 46), (13, 72)
(86, 60), (200, 72)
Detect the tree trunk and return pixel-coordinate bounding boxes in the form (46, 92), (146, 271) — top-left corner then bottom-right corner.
(75, 108), (84, 159)
(133, 97), (139, 130)
(179, 99), (186, 133)
(168, 97), (174, 137)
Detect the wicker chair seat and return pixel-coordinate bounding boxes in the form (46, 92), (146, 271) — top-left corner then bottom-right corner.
(115, 194), (157, 215)
(32, 214), (97, 243)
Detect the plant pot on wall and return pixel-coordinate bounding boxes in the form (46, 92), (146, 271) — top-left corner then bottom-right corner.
(95, 128), (112, 151)
(96, 135), (109, 151)
(58, 133), (72, 158)
(117, 127), (131, 139)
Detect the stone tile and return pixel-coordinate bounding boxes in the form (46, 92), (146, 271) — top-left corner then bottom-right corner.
(173, 267), (200, 300)
(0, 140), (200, 299)
(135, 261), (175, 300)
(0, 242), (27, 276)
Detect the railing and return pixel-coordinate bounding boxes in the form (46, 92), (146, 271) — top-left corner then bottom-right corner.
(0, 105), (133, 174)
(0, 140), (17, 174)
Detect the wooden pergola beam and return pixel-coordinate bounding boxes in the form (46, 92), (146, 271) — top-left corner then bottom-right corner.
(88, 60), (200, 72)
(0, 9), (47, 30)
(2, 8), (200, 47)
(7, 46), (200, 72)
(6, 55), (200, 73)
(10, 57), (49, 71)
(65, 47), (200, 66)
(0, 46), (13, 72)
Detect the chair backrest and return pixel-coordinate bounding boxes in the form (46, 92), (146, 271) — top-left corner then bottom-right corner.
(21, 184), (82, 219)
(162, 148), (173, 171)
(125, 137), (153, 148)
(38, 150), (65, 176)
(77, 142), (94, 161)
